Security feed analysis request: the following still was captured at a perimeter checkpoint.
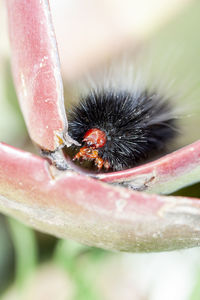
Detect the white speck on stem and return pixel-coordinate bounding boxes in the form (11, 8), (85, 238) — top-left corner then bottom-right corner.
(116, 199), (127, 212)
(20, 73), (27, 97)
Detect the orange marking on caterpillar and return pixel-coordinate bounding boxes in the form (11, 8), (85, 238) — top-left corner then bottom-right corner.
(73, 128), (110, 171)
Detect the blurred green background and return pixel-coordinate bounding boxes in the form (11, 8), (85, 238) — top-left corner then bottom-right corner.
(1, 1), (200, 300)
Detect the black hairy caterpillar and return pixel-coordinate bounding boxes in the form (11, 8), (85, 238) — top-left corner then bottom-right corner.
(67, 86), (177, 172)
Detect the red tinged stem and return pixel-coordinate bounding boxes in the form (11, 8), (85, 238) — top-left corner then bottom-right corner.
(6, 0), (76, 151)
(0, 141), (200, 252)
(98, 140), (200, 194)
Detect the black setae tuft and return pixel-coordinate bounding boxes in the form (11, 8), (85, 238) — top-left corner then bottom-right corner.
(67, 89), (177, 171)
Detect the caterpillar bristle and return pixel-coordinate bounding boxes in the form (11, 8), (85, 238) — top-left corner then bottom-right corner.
(67, 88), (177, 172)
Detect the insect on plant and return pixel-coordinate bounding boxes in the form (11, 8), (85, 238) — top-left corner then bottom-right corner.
(1, 0), (200, 253)
(67, 79), (177, 172)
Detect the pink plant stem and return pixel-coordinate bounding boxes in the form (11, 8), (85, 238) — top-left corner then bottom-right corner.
(0, 142), (200, 252)
(6, 0), (74, 151)
(98, 140), (200, 194)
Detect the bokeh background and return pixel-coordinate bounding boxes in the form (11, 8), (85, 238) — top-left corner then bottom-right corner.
(1, 0), (200, 299)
